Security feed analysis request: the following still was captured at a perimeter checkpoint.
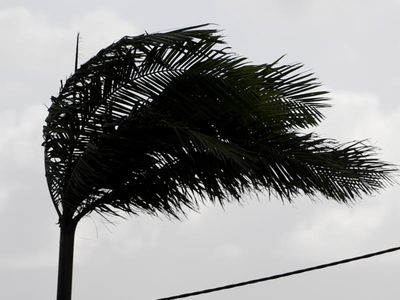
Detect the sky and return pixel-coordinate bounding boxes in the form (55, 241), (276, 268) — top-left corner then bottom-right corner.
(1, 1), (400, 299)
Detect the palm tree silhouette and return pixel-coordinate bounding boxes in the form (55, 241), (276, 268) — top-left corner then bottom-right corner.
(43, 24), (394, 300)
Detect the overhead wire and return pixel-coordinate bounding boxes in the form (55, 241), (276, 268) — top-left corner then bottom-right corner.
(156, 245), (400, 299)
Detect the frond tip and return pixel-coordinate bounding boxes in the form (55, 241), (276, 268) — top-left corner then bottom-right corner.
(43, 24), (396, 223)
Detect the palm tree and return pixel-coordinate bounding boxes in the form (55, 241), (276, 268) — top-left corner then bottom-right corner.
(43, 24), (394, 300)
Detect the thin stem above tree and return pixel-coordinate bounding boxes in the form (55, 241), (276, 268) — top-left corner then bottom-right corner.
(42, 24), (395, 300)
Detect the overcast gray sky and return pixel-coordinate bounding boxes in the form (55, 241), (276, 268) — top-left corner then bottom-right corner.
(1, 1), (400, 299)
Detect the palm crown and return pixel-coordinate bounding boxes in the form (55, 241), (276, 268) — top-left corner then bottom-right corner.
(43, 24), (394, 226)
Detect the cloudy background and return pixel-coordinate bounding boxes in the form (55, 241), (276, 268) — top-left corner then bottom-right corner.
(1, 1), (400, 299)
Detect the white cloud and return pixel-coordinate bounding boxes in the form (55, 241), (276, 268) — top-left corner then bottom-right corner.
(0, 7), (138, 101)
(0, 105), (46, 168)
(0, 186), (9, 213)
(0, 7), (138, 64)
(287, 203), (386, 256)
(214, 243), (242, 259)
(73, 215), (162, 265)
(0, 104), (46, 221)
(318, 91), (400, 163)
(0, 247), (57, 269)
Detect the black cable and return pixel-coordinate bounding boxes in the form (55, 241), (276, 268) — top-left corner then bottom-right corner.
(156, 245), (400, 300)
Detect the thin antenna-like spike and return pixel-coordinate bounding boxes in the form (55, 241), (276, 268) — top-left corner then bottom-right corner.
(74, 32), (80, 72)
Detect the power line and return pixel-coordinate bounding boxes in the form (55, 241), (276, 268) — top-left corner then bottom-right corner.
(156, 245), (400, 300)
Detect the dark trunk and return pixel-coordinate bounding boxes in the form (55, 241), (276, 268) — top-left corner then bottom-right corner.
(56, 221), (77, 300)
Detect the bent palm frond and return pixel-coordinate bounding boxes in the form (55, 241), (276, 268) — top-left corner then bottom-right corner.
(43, 24), (395, 222)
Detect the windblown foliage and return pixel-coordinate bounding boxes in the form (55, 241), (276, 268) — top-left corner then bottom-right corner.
(43, 24), (394, 223)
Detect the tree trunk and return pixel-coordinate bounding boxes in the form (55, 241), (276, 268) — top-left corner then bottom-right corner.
(56, 221), (77, 300)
